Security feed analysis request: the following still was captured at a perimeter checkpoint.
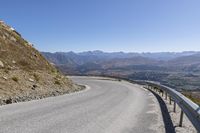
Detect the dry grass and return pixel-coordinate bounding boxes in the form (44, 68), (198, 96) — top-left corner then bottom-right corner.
(0, 21), (78, 104)
(0, 22), (55, 72)
(183, 92), (200, 105)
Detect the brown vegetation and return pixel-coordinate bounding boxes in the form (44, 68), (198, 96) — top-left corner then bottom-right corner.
(0, 21), (84, 105)
(183, 91), (200, 105)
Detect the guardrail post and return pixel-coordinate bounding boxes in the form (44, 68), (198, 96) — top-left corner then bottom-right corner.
(179, 110), (184, 127)
(169, 97), (172, 105)
(173, 101), (176, 113)
(138, 80), (200, 132)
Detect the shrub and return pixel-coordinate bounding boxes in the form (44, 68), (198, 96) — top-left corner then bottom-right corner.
(12, 77), (18, 82)
(54, 80), (61, 85)
(19, 60), (29, 67)
(33, 73), (40, 81)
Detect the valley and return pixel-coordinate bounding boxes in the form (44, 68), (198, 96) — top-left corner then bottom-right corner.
(42, 51), (200, 105)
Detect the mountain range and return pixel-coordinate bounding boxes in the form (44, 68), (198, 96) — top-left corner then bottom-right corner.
(42, 51), (200, 91)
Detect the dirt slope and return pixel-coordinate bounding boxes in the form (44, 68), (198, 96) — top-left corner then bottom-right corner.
(0, 20), (83, 105)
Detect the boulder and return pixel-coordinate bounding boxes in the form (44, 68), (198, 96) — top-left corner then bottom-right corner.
(12, 60), (16, 64)
(2, 76), (8, 80)
(28, 78), (34, 82)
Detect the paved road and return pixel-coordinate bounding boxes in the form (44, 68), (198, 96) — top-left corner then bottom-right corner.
(0, 76), (164, 133)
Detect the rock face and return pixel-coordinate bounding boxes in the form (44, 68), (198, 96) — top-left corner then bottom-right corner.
(0, 20), (84, 105)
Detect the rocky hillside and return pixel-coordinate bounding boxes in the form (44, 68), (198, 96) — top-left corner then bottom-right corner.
(0, 20), (83, 105)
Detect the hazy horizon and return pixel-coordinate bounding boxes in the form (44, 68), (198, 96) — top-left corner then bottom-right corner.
(42, 50), (200, 54)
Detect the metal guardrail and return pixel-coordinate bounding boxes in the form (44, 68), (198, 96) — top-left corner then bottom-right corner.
(133, 80), (200, 132)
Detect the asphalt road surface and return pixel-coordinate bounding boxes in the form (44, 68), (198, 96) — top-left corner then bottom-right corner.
(0, 76), (164, 133)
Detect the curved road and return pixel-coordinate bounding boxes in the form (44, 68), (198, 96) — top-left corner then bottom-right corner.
(0, 76), (164, 133)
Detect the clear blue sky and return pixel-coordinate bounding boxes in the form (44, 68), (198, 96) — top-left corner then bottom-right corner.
(0, 0), (200, 52)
